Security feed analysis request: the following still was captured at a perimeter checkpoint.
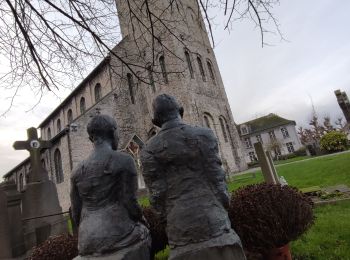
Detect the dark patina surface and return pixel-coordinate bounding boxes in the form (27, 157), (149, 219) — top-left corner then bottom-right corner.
(141, 94), (245, 259)
(70, 115), (150, 258)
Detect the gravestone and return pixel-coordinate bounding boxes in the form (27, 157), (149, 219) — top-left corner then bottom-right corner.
(254, 142), (279, 184)
(1, 182), (25, 257)
(13, 127), (63, 249)
(0, 188), (11, 259)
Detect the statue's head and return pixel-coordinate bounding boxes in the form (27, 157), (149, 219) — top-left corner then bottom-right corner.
(87, 114), (118, 150)
(152, 94), (184, 127)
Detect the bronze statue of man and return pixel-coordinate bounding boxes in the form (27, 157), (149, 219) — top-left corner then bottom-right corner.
(70, 115), (150, 259)
(141, 94), (246, 260)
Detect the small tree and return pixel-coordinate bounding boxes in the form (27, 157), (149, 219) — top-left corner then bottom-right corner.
(320, 131), (348, 153)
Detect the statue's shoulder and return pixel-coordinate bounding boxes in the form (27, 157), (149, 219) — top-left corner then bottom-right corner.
(114, 150), (134, 164)
(186, 124), (215, 139)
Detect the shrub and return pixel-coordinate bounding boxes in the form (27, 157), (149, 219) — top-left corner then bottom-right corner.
(294, 147), (307, 156)
(320, 131), (348, 153)
(29, 234), (78, 260)
(142, 207), (168, 257)
(229, 183), (314, 254)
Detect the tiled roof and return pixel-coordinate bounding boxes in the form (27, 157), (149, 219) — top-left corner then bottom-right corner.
(238, 113), (295, 135)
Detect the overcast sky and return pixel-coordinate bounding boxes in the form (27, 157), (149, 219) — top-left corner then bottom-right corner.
(1, 0), (349, 178)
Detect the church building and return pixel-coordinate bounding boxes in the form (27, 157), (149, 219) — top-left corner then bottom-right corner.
(3, 0), (247, 211)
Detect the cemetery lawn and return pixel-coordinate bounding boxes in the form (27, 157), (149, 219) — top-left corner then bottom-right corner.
(228, 151), (350, 192)
(291, 200), (350, 260)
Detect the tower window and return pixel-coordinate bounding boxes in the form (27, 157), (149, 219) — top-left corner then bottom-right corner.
(47, 127), (51, 140)
(80, 97), (86, 114)
(197, 56), (206, 81)
(94, 83), (102, 102)
(159, 56), (168, 84)
(54, 149), (64, 183)
(127, 73), (135, 104)
(185, 51), (194, 78)
(67, 109), (73, 124)
(204, 115), (211, 128)
(57, 119), (61, 133)
(219, 117), (228, 142)
(147, 65), (155, 92)
(207, 60), (216, 84)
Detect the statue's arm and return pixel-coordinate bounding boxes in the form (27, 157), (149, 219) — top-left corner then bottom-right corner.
(123, 156), (143, 222)
(70, 165), (82, 227)
(141, 148), (167, 218)
(201, 130), (230, 209)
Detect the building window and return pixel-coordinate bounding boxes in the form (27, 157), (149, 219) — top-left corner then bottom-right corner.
(248, 151), (257, 162)
(19, 173), (24, 191)
(54, 149), (64, 183)
(57, 119), (61, 133)
(67, 109), (73, 124)
(281, 127), (290, 138)
(94, 83), (102, 102)
(241, 126), (248, 135)
(147, 65), (155, 92)
(286, 142), (295, 153)
(159, 56), (168, 84)
(41, 159), (46, 170)
(204, 115), (211, 128)
(244, 137), (252, 149)
(219, 117), (228, 142)
(127, 73), (135, 104)
(256, 134), (263, 144)
(185, 51), (194, 78)
(207, 60), (216, 84)
(47, 127), (51, 140)
(268, 130), (276, 141)
(197, 56), (206, 81)
(274, 147), (282, 157)
(80, 97), (86, 114)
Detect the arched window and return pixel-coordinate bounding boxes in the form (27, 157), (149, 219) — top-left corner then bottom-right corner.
(159, 56), (168, 84)
(54, 149), (64, 183)
(94, 83), (102, 102)
(41, 159), (46, 170)
(80, 97), (86, 114)
(197, 56), (206, 81)
(57, 119), (61, 133)
(207, 60), (216, 84)
(67, 109), (73, 124)
(204, 115), (211, 129)
(127, 73), (135, 104)
(219, 117), (228, 142)
(47, 127), (51, 140)
(147, 65), (155, 92)
(19, 173), (24, 191)
(185, 51), (194, 78)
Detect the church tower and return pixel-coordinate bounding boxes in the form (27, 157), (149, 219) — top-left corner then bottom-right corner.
(4, 0), (247, 212)
(113, 0), (247, 172)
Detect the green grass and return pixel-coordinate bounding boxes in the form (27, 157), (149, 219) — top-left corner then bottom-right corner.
(291, 201), (350, 260)
(147, 152), (350, 259)
(274, 155), (311, 165)
(228, 152), (350, 192)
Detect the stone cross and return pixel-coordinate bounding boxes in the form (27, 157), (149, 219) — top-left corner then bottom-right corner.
(13, 127), (51, 182)
(254, 142), (279, 184)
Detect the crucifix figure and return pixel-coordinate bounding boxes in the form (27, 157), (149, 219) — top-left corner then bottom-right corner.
(13, 127), (51, 183)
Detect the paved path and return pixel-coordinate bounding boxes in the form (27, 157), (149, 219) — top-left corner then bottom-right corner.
(232, 149), (350, 177)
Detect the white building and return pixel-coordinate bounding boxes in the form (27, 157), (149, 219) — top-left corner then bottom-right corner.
(238, 113), (303, 164)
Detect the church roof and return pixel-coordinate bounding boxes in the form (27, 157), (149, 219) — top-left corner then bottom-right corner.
(38, 56), (111, 128)
(237, 113), (295, 135)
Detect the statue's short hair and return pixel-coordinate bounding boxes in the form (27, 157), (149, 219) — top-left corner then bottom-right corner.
(153, 94), (183, 123)
(87, 114), (117, 140)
